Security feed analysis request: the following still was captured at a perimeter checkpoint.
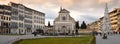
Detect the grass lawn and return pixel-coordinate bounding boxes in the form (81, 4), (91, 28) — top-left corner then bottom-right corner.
(14, 35), (94, 44)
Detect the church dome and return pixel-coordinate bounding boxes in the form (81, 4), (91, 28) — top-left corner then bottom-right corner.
(59, 9), (70, 13)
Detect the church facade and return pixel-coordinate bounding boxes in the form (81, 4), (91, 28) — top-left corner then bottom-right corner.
(54, 8), (76, 35)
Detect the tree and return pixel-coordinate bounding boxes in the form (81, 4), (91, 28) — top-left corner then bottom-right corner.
(80, 21), (87, 29)
(75, 21), (80, 29)
(48, 21), (51, 26)
(75, 21), (80, 35)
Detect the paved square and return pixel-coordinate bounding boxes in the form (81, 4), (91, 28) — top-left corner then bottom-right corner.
(96, 34), (120, 44)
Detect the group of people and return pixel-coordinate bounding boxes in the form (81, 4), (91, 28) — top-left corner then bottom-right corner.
(32, 31), (38, 37)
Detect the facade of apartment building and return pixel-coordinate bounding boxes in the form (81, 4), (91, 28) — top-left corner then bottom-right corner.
(0, 2), (45, 34)
(8, 2), (25, 34)
(88, 21), (98, 31)
(24, 7), (33, 34)
(0, 5), (11, 34)
(109, 8), (120, 32)
(32, 10), (45, 33)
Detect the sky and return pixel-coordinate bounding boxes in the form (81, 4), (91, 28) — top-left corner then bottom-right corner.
(0, 0), (120, 25)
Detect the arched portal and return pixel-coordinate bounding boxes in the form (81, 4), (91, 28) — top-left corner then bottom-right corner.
(61, 26), (67, 34)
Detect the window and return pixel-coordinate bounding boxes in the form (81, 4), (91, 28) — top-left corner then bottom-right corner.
(11, 22), (18, 28)
(24, 20), (32, 23)
(19, 15), (24, 21)
(25, 15), (32, 19)
(4, 16), (5, 20)
(7, 17), (9, 20)
(25, 24), (32, 28)
(19, 23), (23, 27)
(62, 16), (66, 20)
(11, 16), (18, 20)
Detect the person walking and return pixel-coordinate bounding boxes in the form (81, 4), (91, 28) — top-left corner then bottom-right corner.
(102, 33), (107, 39)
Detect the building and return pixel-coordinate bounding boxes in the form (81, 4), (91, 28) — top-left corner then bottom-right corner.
(88, 21), (99, 31)
(32, 10), (45, 33)
(44, 21), (54, 34)
(89, 8), (120, 32)
(97, 17), (103, 31)
(8, 2), (25, 34)
(45, 26), (54, 34)
(109, 8), (120, 32)
(0, 5), (11, 34)
(54, 8), (76, 35)
(0, 2), (46, 34)
(24, 7), (33, 34)
(9, 2), (45, 34)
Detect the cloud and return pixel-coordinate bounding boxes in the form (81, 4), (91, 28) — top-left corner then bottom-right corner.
(98, 0), (111, 3)
(0, 0), (120, 25)
(77, 14), (99, 24)
(58, 0), (74, 8)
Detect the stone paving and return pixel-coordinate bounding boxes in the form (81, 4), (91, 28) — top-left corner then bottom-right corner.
(0, 35), (45, 44)
(96, 34), (120, 44)
(0, 35), (19, 44)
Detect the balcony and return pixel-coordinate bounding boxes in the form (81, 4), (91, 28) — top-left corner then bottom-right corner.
(109, 14), (116, 17)
(111, 20), (118, 24)
(110, 16), (117, 21)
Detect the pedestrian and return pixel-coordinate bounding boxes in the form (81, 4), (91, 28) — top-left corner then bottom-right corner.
(102, 33), (107, 39)
(100, 33), (102, 36)
(107, 32), (109, 35)
(119, 32), (120, 34)
(115, 32), (117, 34)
